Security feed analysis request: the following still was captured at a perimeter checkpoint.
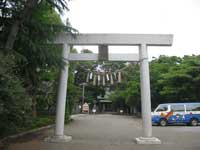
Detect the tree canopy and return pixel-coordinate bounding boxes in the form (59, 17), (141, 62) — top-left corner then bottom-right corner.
(109, 55), (200, 113)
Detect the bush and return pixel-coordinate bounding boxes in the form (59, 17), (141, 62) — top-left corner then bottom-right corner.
(0, 52), (31, 138)
(29, 116), (55, 129)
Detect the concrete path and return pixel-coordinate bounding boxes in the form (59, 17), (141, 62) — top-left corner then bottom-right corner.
(8, 114), (200, 150)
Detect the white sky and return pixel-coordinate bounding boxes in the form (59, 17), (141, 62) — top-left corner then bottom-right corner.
(62, 0), (200, 59)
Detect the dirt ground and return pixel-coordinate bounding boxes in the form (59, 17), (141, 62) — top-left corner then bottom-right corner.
(5, 114), (200, 150)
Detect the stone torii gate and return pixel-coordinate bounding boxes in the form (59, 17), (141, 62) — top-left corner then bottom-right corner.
(46, 33), (173, 144)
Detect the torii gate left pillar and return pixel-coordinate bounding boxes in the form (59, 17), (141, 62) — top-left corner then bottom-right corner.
(45, 33), (173, 144)
(45, 43), (72, 142)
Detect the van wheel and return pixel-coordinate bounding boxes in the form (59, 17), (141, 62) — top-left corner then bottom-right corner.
(160, 119), (167, 126)
(190, 119), (198, 126)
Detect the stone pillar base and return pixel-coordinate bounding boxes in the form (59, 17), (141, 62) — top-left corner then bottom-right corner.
(44, 135), (72, 143)
(135, 137), (161, 144)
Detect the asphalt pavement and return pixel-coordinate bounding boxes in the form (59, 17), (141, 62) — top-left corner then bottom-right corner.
(7, 114), (200, 150)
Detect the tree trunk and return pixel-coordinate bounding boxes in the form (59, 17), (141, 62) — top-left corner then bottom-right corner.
(5, 20), (20, 50)
(5, 0), (39, 50)
(32, 95), (37, 118)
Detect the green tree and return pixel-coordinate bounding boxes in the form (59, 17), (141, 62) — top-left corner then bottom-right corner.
(150, 55), (182, 107)
(0, 52), (31, 137)
(0, 0), (71, 50)
(158, 55), (200, 102)
(11, 2), (67, 117)
(0, 0), (79, 137)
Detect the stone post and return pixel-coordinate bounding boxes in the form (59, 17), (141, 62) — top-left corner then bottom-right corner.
(45, 43), (72, 143)
(135, 44), (161, 144)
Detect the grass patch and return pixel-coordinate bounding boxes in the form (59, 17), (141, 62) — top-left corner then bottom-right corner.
(29, 116), (55, 129)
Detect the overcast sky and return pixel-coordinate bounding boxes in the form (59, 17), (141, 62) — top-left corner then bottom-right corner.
(63, 0), (200, 59)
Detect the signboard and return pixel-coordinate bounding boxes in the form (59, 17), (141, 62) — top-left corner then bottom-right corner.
(82, 103), (89, 113)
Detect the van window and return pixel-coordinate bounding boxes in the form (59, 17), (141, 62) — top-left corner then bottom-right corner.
(171, 105), (185, 112)
(156, 105), (168, 112)
(186, 104), (200, 111)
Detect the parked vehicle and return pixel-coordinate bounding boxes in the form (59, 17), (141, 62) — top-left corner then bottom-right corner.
(151, 103), (200, 126)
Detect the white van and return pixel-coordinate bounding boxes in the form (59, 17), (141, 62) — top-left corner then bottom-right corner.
(152, 103), (200, 126)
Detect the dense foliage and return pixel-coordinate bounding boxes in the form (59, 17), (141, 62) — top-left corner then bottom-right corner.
(109, 55), (200, 113)
(0, 1), (79, 137)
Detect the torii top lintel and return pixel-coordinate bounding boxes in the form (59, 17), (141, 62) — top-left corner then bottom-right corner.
(54, 33), (173, 46)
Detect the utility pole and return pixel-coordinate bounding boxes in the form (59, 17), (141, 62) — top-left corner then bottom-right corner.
(80, 83), (87, 112)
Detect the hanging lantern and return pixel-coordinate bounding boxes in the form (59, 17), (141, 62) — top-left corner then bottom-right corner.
(102, 74), (105, 86)
(110, 73), (114, 85)
(118, 71), (122, 83)
(93, 75), (96, 86)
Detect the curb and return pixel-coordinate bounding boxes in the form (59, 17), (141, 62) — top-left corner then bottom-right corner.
(0, 124), (54, 144)
(0, 114), (81, 144)
(70, 114), (87, 119)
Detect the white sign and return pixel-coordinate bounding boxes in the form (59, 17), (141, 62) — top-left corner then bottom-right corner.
(82, 103), (89, 112)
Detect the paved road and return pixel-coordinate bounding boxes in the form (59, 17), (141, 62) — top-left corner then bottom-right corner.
(7, 114), (200, 150)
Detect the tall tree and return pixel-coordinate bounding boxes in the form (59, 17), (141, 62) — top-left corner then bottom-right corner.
(12, 2), (71, 117)
(0, 0), (70, 50)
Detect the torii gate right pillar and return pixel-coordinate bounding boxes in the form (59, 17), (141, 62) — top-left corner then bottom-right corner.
(135, 44), (161, 144)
